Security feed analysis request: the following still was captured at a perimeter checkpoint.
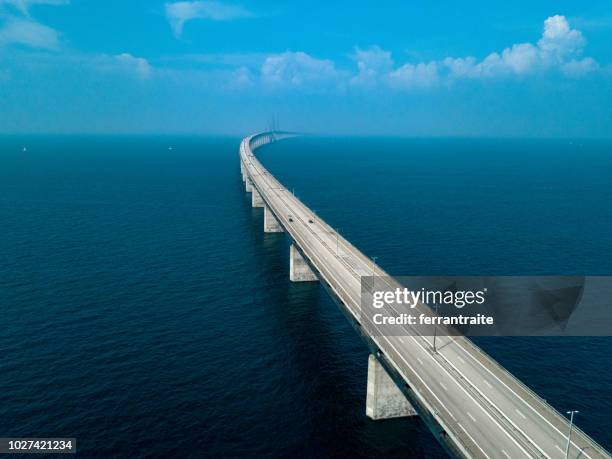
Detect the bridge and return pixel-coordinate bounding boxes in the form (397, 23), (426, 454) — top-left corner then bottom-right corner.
(239, 132), (610, 459)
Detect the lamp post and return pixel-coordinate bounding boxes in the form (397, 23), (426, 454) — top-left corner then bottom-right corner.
(565, 410), (579, 459)
(336, 228), (340, 255)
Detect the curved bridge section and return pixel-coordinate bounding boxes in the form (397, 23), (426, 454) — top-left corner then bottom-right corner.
(239, 132), (610, 459)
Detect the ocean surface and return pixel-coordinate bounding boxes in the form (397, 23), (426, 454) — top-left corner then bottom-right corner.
(1, 135), (611, 458)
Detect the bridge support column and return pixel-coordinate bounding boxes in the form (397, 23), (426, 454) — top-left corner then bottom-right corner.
(264, 205), (283, 233)
(366, 354), (417, 420)
(252, 188), (264, 208)
(289, 244), (317, 282)
(245, 177), (253, 192)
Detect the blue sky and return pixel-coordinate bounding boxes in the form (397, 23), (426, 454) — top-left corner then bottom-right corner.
(0, 0), (611, 136)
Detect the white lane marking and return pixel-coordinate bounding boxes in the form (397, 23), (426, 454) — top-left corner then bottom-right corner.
(359, 317), (523, 459)
(417, 358), (423, 365)
(372, 338), (473, 455)
(436, 345), (551, 459)
(249, 146), (568, 459)
(311, 207), (588, 459)
(484, 380), (493, 389)
(501, 449), (511, 458)
(246, 147), (533, 458)
(516, 409), (527, 420)
(457, 423), (490, 459)
(555, 445), (564, 453)
(326, 254), (544, 458)
(453, 343), (594, 459)
(467, 411), (477, 423)
(328, 282), (531, 458)
(387, 329), (532, 457)
(399, 337), (406, 344)
(329, 274), (533, 457)
(371, 322), (538, 459)
(439, 382), (448, 391)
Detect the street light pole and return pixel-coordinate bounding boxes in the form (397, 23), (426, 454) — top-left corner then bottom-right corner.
(565, 410), (579, 459)
(336, 228), (340, 255)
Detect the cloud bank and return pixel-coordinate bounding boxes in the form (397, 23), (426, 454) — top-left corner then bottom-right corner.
(0, 0), (68, 49)
(0, 10), (602, 96)
(261, 15), (598, 91)
(0, 15), (59, 49)
(0, 0), (69, 16)
(261, 51), (339, 89)
(443, 15), (596, 80)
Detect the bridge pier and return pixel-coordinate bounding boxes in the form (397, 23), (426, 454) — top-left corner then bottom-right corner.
(366, 354), (417, 420)
(289, 244), (317, 282)
(245, 177), (253, 192)
(252, 188), (264, 208)
(264, 206), (284, 233)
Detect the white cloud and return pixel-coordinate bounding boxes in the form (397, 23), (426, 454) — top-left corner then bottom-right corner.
(445, 43), (541, 78)
(350, 45), (393, 87)
(91, 53), (152, 79)
(261, 51), (338, 88)
(389, 61), (439, 88)
(538, 15), (585, 63)
(444, 15), (593, 80)
(240, 17), (598, 93)
(228, 65), (252, 88)
(114, 53), (152, 78)
(0, 16), (59, 49)
(342, 15), (598, 92)
(0, 0), (68, 15)
(165, 1), (253, 37)
(561, 57), (599, 77)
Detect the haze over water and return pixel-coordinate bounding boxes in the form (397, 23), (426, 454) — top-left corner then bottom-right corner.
(1, 136), (611, 457)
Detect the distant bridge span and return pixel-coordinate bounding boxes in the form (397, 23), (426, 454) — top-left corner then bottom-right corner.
(240, 132), (610, 459)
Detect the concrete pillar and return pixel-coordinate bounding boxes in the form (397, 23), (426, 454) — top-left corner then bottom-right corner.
(366, 354), (417, 420)
(289, 244), (317, 282)
(264, 205), (284, 233)
(245, 178), (253, 192)
(252, 188), (264, 208)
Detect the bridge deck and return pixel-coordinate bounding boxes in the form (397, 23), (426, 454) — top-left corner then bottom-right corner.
(240, 133), (610, 459)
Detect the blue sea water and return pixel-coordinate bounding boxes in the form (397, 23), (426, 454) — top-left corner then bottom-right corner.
(1, 135), (611, 458)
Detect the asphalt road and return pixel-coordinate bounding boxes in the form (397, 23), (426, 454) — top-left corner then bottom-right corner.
(240, 134), (610, 459)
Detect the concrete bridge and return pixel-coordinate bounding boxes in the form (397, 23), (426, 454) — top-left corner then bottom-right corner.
(240, 132), (610, 459)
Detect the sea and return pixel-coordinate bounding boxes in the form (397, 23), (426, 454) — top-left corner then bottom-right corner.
(1, 135), (611, 458)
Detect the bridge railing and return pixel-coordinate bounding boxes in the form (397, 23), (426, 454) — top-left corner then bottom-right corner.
(241, 132), (610, 459)
(242, 134), (487, 458)
(459, 338), (608, 456)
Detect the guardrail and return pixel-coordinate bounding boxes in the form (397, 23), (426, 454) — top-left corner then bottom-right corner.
(241, 132), (610, 459)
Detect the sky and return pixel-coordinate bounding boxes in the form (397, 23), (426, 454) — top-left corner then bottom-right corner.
(0, 0), (611, 137)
